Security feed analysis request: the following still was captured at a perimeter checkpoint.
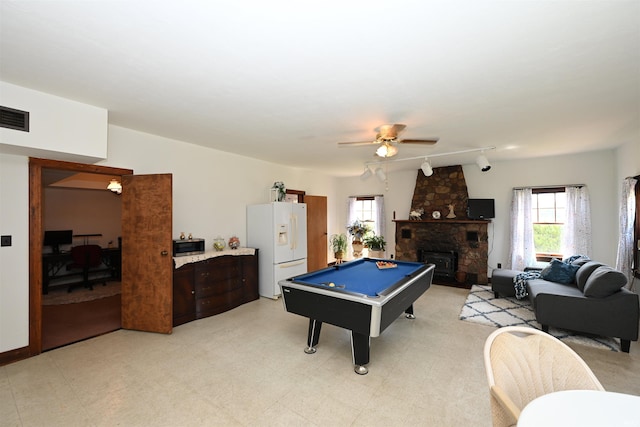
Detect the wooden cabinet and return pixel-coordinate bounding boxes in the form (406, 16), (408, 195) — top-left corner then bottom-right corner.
(173, 251), (259, 326)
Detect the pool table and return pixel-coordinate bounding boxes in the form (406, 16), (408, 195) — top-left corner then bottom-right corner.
(279, 258), (435, 374)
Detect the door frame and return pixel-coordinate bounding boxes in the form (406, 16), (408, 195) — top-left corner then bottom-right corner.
(29, 158), (133, 356)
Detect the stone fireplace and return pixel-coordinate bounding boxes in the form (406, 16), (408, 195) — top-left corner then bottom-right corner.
(394, 165), (489, 286)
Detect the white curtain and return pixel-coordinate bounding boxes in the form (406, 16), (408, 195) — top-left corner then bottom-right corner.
(374, 195), (385, 237)
(616, 177), (637, 287)
(347, 197), (357, 254)
(562, 186), (592, 258)
(509, 188), (536, 271)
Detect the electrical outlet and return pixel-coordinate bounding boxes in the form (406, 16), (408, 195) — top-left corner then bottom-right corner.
(1, 235), (11, 247)
(497, 263), (502, 269)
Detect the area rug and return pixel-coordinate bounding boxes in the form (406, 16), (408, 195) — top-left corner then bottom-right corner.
(459, 285), (620, 352)
(42, 281), (121, 305)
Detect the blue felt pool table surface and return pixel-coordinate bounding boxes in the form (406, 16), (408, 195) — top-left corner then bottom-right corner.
(291, 258), (426, 297)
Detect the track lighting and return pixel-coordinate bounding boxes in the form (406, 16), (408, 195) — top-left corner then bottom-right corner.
(421, 158), (433, 176)
(360, 166), (372, 180)
(476, 154), (491, 172)
(375, 167), (386, 182)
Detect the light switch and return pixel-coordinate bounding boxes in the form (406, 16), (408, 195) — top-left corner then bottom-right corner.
(1, 235), (11, 247)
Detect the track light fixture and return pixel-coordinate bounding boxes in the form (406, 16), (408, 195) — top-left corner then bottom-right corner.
(360, 166), (372, 180)
(476, 153), (491, 172)
(375, 167), (386, 182)
(421, 158), (433, 176)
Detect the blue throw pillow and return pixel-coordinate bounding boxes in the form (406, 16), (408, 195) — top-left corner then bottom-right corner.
(540, 258), (580, 284)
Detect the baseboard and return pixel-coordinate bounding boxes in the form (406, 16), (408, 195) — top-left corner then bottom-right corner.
(0, 346), (31, 367)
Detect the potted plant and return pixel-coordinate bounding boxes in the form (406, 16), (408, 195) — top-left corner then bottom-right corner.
(346, 220), (373, 258)
(363, 234), (386, 258)
(330, 233), (348, 263)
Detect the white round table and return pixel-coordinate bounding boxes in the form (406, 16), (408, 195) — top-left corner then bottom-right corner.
(518, 390), (640, 427)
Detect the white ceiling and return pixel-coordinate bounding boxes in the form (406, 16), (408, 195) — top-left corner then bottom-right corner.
(1, 1), (639, 176)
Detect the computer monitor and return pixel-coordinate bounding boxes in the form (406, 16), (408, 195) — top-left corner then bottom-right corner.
(43, 230), (73, 253)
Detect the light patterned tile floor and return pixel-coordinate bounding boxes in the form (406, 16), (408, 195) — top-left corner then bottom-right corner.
(1, 284), (639, 426)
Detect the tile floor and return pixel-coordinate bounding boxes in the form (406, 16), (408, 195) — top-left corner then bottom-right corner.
(2, 284), (639, 426)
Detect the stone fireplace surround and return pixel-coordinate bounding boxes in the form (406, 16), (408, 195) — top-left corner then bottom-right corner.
(394, 165), (489, 286)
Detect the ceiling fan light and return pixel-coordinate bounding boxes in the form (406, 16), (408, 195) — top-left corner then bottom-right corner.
(360, 166), (372, 180)
(375, 143), (398, 158)
(476, 154), (491, 172)
(421, 159), (433, 176)
(375, 167), (386, 182)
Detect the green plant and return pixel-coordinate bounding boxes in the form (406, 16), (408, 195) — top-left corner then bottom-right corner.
(363, 234), (386, 251)
(346, 219), (373, 241)
(330, 233), (348, 254)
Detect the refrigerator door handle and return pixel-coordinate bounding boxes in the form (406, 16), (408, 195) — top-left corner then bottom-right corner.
(279, 259), (305, 268)
(290, 214), (297, 251)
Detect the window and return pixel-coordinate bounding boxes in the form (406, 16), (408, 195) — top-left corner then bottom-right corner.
(531, 188), (566, 261)
(353, 197), (376, 227)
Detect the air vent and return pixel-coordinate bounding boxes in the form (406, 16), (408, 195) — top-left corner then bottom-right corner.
(0, 106), (30, 132)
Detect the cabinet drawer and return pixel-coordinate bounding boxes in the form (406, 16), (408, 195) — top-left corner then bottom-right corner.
(195, 280), (228, 298)
(196, 295), (228, 317)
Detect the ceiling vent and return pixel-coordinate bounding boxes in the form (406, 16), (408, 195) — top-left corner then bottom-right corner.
(0, 106), (30, 132)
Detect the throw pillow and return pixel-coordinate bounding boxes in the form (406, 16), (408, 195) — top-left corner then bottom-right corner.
(539, 258), (580, 284)
(575, 261), (605, 291)
(583, 266), (628, 298)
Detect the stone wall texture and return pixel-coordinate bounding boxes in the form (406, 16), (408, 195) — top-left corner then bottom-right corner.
(396, 165), (488, 285)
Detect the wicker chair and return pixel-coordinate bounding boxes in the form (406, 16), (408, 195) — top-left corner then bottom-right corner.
(483, 326), (604, 427)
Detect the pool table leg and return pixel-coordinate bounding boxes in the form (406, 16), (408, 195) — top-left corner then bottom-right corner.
(304, 319), (322, 354)
(351, 331), (370, 375)
(405, 304), (416, 319)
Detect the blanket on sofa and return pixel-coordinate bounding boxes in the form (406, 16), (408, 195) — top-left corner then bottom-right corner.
(513, 271), (540, 299)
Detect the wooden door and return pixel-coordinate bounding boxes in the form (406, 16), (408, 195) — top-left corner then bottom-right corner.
(121, 174), (173, 333)
(305, 195), (328, 271)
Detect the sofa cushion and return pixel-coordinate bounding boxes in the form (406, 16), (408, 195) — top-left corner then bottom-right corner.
(575, 261), (605, 291)
(583, 266), (628, 298)
(569, 256), (591, 267)
(539, 259), (580, 284)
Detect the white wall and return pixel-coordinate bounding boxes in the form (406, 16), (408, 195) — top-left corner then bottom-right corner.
(615, 140), (640, 183)
(0, 154), (29, 352)
(336, 149), (620, 274)
(99, 125), (338, 248)
(0, 82), (108, 162)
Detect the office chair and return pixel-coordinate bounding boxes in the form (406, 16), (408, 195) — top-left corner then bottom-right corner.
(67, 244), (106, 292)
(483, 326), (604, 427)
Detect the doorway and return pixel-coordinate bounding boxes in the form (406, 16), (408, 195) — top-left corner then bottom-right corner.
(29, 158), (133, 355)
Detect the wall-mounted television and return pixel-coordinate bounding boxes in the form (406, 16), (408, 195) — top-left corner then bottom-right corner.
(467, 199), (495, 220)
(43, 230), (73, 253)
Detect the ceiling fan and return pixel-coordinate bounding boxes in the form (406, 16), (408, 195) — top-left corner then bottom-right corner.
(338, 124), (439, 158)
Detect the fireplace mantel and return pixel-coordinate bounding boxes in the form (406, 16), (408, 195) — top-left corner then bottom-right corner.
(393, 219), (490, 225)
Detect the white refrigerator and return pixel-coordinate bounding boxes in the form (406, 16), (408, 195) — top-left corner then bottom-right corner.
(247, 202), (308, 299)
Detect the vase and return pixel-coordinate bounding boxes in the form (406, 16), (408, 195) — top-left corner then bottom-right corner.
(334, 251), (344, 264)
(369, 249), (385, 258)
(213, 237), (225, 251)
(352, 241), (364, 258)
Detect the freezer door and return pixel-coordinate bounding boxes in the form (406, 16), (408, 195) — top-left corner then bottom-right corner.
(273, 203), (294, 264)
(273, 259), (308, 298)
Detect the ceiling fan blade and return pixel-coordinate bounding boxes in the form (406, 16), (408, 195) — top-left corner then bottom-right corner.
(399, 138), (439, 145)
(338, 140), (378, 146)
(377, 123), (406, 140)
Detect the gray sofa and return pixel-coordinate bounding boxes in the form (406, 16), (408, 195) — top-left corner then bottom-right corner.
(492, 260), (639, 352)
